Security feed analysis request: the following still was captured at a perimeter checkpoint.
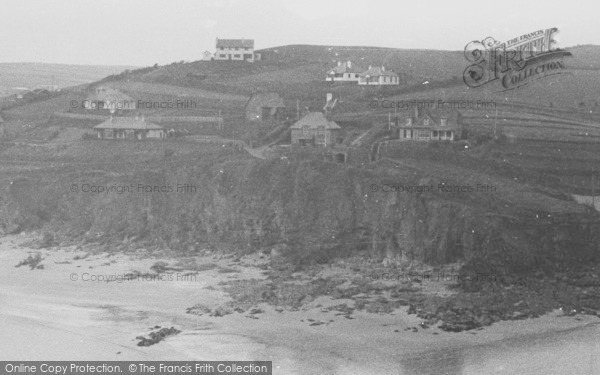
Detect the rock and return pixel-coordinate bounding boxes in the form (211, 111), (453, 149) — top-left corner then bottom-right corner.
(136, 327), (181, 347)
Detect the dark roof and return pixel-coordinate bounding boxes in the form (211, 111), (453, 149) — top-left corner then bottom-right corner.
(216, 38), (254, 48)
(359, 66), (399, 78)
(245, 92), (285, 110)
(290, 112), (341, 130)
(327, 61), (364, 75)
(88, 86), (134, 102)
(94, 117), (164, 130)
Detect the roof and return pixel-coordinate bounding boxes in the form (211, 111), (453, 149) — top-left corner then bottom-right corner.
(399, 109), (460, 130)
(245, 92), (286, 111)
(216, 38), (254, 48)
(359, 66), (399, 78)
(289, 112), (341, 130)
(94, 117), (164, 130)
(327, 61), (364, 75)
(88, 86), (134, 102)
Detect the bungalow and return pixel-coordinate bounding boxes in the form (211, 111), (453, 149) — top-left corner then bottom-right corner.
(214, 38), (257, 62)
(326, 61), (364, 82)
(94, 116), (166, 140)
(245, 92), (286, 121)
(397, 108), (460, 141)
(290, 112), (342, 147)
(85, 86), (136, 112)
(358, 66), (400, 85)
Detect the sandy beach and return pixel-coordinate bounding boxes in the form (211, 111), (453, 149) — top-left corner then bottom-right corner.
(1, 233), (598, 375)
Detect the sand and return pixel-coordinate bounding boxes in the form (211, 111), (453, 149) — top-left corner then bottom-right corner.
(0, 233), (598, 374)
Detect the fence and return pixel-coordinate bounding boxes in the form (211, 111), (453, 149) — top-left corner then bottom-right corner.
(53, 112), (223, 124)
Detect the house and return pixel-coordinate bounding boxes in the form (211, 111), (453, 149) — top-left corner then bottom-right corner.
(397, 108), (460, 141)
(84, 86), (136, 112)
(202, 51), (213, 61)
(290, 112), (342, 147)
(358, 66), (400, 85)
(214, 38), (257, 62)
(326, 61), (363, 82)
(245, 92), (286, 121)
(94, 116), (166, 140)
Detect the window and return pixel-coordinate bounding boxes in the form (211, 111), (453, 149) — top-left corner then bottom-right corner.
(355, 74), (359, 78)
(233, 54), (241, 58)
(418, 130), (430, 139)
(446, 131), (452, 138)
(423, 118), (430, 126)
(219, 54), (227, 58)
(440, 118), (447, 126)
(302, 125), (309, 134)
(433, 131), (438, 138)
(406, 118), (412, 126)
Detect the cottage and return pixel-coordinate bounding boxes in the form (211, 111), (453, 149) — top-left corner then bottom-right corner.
(290, 112), (342, 147)
(214, 38), (257, 62)
(85, 86), (136, 112)
(397, 108), (460, 141)
(358, 66), (400, 85)
(326, 61), (363, 82)
(94, 116), (165, 140)
(202, 51), (213, 61)
(245, 92), (286, 121)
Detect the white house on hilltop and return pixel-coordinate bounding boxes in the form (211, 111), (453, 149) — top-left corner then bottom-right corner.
(326, 61), (364, 82)
(214, 38), (260, 62)
(358, 66), (400, 85)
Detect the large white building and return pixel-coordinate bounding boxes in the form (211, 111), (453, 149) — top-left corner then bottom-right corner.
(326, 61), (364, 82)
(214, 38), (258, 62)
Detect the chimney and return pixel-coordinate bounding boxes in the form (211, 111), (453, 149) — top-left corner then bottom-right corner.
(337, 61), (341, 67)
(347, 61), (352, 68)
(368, 65), (372, 70)
(414, 106), (419, 120)
(141, 115), (145, 122)
(326, 93), (333, 103)
(381, 66), (385, 71)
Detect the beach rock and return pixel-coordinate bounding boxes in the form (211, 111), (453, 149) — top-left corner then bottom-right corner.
(136, 327), (181, 347)
(186, 304), (212, 316)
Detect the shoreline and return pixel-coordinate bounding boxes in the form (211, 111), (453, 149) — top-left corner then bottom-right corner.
(1, 233), (598, 374)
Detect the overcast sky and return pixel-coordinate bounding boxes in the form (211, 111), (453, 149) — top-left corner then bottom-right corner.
(0, 0), (596, 66)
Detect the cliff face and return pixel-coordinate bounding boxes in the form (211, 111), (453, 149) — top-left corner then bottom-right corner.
(3, 158), (599, 273)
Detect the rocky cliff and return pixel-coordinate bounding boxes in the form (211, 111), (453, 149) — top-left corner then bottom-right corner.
(2, 156), (599, 274)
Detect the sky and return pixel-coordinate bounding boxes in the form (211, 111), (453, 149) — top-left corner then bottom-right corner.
(0, 0), (597, 66)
